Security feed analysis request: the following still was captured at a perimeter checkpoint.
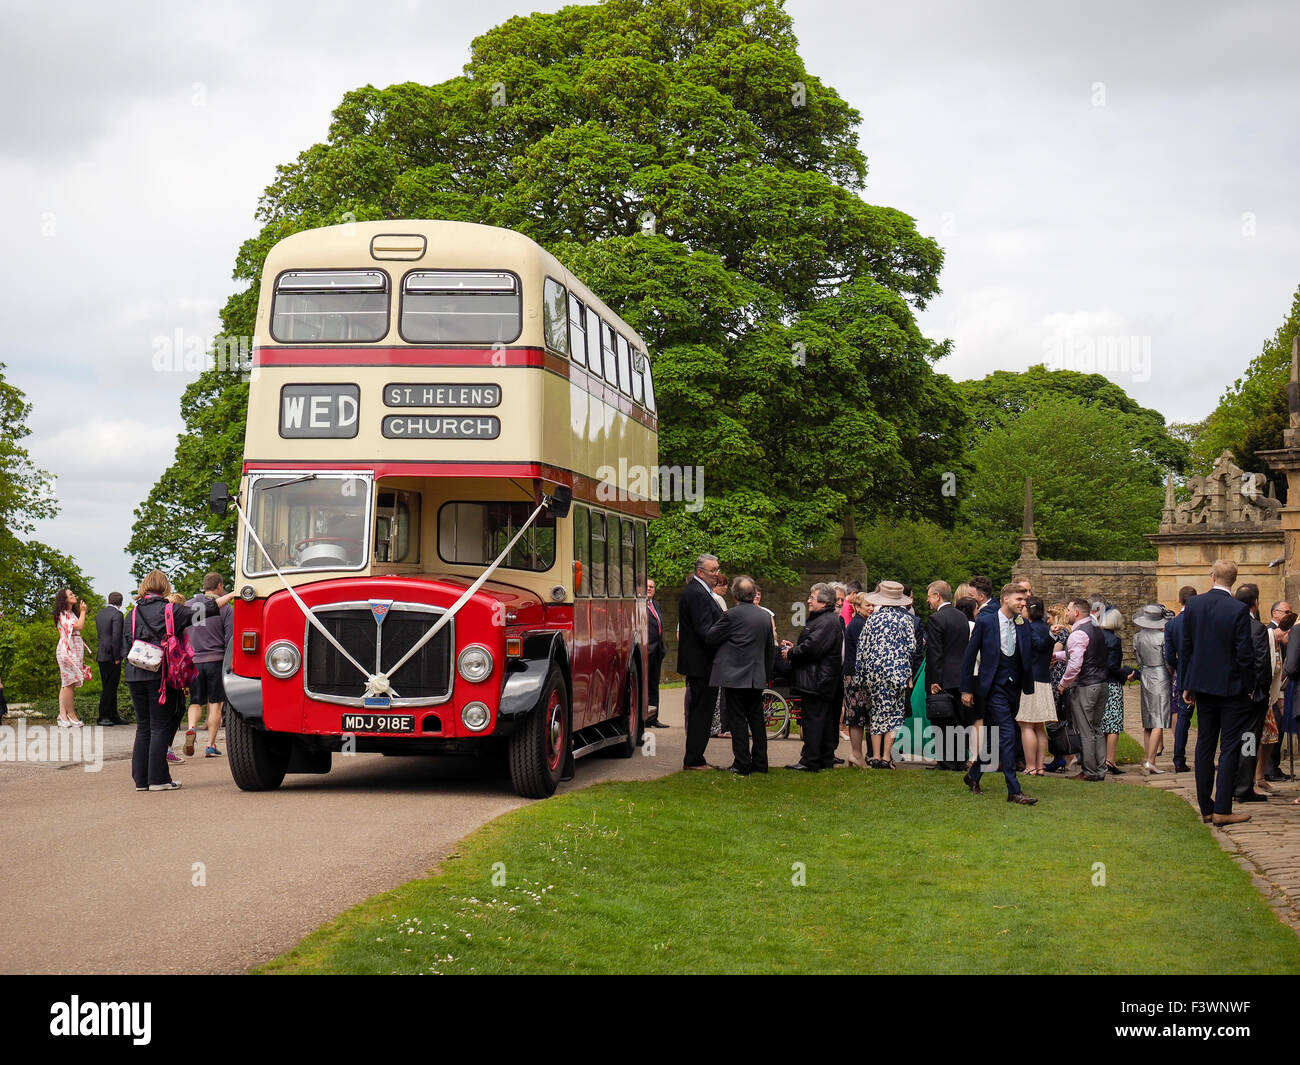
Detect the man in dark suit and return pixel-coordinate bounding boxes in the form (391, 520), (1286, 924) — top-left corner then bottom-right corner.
(926, 580), (969, 770)
(706, 576), (776, 775)
(95, 592), (126, 725)
(1233, 584), (1271, 803)
(1163, 585), (1197, 772)
(959, 582), (1037, 804)
(677, 553), (724, 769)
(1180, 559), (1256, 827)
(645, 579), (668, 728)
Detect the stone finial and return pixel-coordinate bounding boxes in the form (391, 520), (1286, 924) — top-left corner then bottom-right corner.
(1162, 472), (1176, 529)
(1018, 476), (1039, 560)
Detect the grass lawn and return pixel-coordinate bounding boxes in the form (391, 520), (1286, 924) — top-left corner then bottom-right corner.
(260, 768), (1300, 975)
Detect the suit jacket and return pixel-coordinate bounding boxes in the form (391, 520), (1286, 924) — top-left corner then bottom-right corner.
(646, 599), (665, 660)
(1178, 587), (1255, 699)
(706, 602), (776, 689)
(95, 606), (123, 663)
(1163, 611), (1185, 672)
(924, 602), (969, 691)
(960, 607), (1034, 699)
(676, 577), (724, 678)
(1246, 614), (1270, 703)
(94, 603), (122, 663)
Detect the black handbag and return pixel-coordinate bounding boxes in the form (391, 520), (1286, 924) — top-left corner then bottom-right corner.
(926, 691), (957, 723)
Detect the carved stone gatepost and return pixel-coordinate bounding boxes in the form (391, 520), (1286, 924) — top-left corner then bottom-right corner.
(1148, 449), (1284, 607)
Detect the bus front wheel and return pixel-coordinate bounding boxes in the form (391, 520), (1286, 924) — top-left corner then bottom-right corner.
(508, 667), (569, 799)
(226, 708), (291, 791)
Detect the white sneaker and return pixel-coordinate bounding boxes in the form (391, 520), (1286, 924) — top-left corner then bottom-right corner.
(149, 781), (182, 791)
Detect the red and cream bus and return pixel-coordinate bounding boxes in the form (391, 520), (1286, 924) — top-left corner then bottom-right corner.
(212, 220), (658, 797)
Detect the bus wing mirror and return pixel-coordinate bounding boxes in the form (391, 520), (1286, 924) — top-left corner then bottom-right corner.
(547, 484), (572, 518)
(209, 482), (232, 517)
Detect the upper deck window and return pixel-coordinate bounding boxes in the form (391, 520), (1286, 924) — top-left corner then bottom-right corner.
(630, 349), (646, 404)
(543, 277), (569, 356)
(616, 334), (632, 397)
(271, 270), (389, 343)
(568, 294), (587, 368)
(401, 271), (522, 344)
(601, 321), (618, 389)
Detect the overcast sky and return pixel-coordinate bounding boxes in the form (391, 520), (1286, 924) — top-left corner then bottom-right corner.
(2, 0), (1297, 596)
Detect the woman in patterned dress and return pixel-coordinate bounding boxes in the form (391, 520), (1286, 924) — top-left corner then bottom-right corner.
(842, 593), (874, 768)
(53, 588), (90, 727)
(856, 581), (916, 768)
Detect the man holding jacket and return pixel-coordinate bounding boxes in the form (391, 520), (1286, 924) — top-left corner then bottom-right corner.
(781, 583), (843, 772)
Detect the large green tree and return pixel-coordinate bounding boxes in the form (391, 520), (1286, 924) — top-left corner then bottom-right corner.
(1186, 284), (1300, 476)
(959, 393), (1166, 574)
(129, 0), (963, 585)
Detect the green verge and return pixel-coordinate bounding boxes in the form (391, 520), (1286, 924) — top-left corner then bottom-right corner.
(259, 769), (1299, 975)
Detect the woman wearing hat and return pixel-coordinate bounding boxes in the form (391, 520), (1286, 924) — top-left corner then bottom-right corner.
(1132, 604), (1172, 775)
(856, 580), (917, 768)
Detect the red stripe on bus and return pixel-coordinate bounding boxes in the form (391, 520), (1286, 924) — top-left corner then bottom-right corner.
(255, 347), (545, 368)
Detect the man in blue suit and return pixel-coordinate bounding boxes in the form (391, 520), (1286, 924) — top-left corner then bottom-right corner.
(960, 582), (1038, 805)
(1179, 559), (1256, 827)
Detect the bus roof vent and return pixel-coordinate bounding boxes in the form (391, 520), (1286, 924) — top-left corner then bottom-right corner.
(370, 234), (427, 261)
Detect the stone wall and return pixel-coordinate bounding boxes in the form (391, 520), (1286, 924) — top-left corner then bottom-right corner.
(1015, 558), (1158, 661)
(1149, 527), (1284, 612)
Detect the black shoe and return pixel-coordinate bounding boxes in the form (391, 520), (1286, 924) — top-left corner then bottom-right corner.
(833, 756), (845, 765)
(1105, 763), (1125, 775)
(1082, 773), (1106, 782)
(1173, 761), (1190, 773)
(1237, 791), (1268, 803)
(1265, 770), (1290, 782)
(97, 718), (117, 726)
(649, 719), (670, 728)
(1007, 793), (1038, 805)
(962, 771), (983, 795)
(751, 767), (769, 774)
(785, 762), (818, 772)
(726, 766), (750, 776)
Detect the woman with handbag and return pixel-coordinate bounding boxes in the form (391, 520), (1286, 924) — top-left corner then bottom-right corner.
(123, 571), (195, 791)
(842, 593), (874, 768)
(858, 581), (917, 768)
(53, 589), (90, 727)
(1016, 597), (1057, 775)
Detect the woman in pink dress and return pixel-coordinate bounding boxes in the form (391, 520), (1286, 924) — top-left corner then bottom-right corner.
(54, 588), (90, 727)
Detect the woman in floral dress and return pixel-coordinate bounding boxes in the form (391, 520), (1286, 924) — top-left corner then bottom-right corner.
(54, 588), (90, 727)
(856, 581), (917, 768)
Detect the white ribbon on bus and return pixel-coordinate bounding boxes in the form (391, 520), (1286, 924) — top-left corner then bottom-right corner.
(232, 495), (552, 698)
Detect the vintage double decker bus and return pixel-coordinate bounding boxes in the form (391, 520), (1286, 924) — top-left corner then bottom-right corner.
(213, 220), (658, 797)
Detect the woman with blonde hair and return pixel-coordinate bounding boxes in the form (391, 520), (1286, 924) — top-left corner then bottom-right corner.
(842, 592), (875, 768)
(53, 588), (90, 727)
(1098, 607), (1129, 774)
(126, 571), (196, 791)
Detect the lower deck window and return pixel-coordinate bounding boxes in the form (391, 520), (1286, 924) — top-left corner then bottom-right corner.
(438, 501), (556, 571)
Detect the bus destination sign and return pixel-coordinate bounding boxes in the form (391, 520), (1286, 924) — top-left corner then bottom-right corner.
(384, 383), (501, 408)
(382, 415), (501, 439)
(279, 384), (360, 439)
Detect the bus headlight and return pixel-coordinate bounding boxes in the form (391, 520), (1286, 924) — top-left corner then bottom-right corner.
(457, 645), (494, 683)
(462, 702), (490, 731)
(265, 641), (301, 679)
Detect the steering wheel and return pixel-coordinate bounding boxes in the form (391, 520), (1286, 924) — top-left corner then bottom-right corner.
(294, 536), (362, 552)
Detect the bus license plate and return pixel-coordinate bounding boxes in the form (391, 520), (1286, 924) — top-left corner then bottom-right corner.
(341, 714), (414, 733)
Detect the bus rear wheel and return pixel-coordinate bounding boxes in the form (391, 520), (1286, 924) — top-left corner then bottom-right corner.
(508, 667), (568, 799)
(226, 708), (291, 791)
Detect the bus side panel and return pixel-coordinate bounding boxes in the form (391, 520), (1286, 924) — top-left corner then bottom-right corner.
(571, 598), (595, 731)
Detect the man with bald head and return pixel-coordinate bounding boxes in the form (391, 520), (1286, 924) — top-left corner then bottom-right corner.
(706, 576), (776, 774)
